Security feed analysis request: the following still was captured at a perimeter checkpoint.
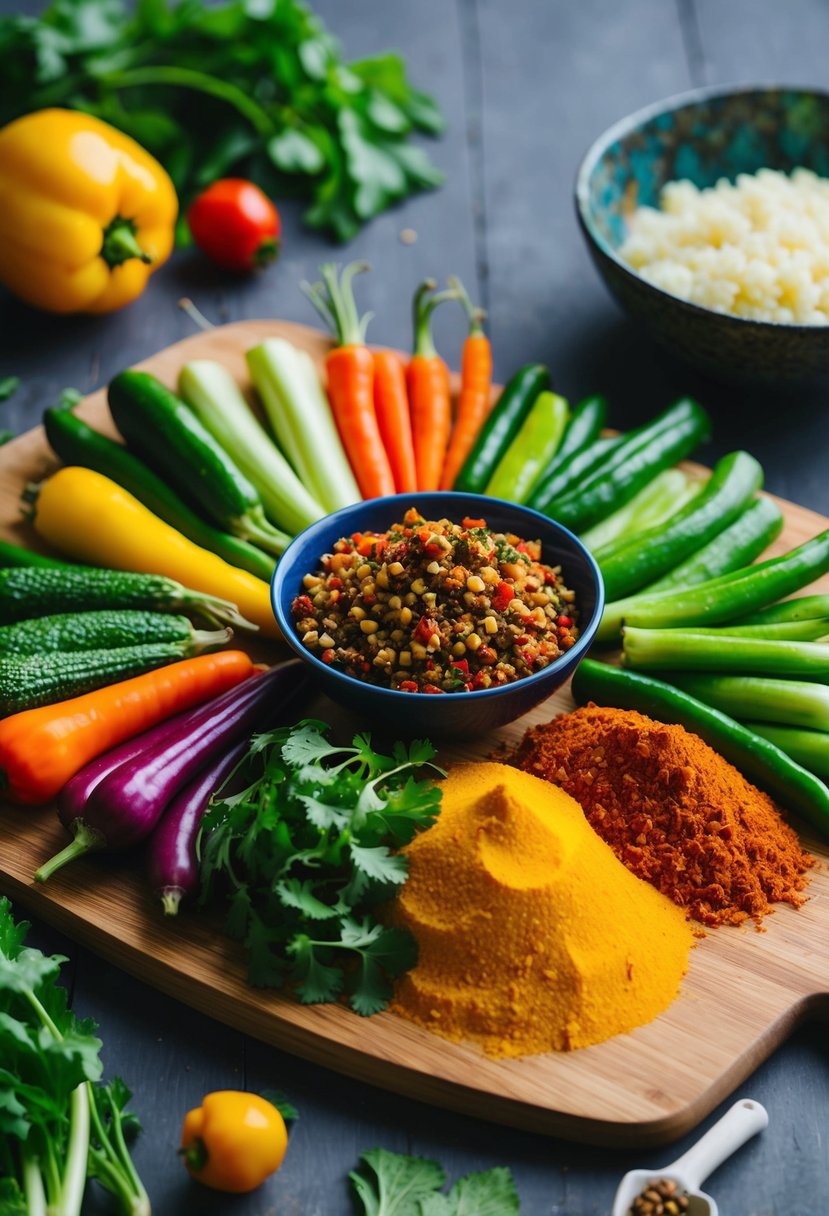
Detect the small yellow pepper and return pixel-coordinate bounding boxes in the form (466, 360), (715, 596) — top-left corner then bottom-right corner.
(180, 1091), (288, 1193)
(32, 466), (281, 639)
(0, 108), (177, 314)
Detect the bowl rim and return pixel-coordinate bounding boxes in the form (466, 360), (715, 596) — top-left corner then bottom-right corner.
(574, 81), (829, 335)
(271, 490), (605, 704)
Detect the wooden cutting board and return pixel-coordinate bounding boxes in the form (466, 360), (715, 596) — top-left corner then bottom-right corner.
(2, 320), (828, 1148)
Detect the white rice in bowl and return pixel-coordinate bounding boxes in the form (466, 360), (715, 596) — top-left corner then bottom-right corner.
(618, 167), (829, 325)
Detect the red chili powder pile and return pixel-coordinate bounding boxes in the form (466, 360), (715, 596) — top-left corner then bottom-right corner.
(508, 704), (814, 927)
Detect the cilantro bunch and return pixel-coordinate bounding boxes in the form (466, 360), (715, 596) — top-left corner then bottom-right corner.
(0, 898), (149, 1216)
(350, 1149), (521, 1216)
(0, 0), (445, 242)
(199, 720), (443, 1015)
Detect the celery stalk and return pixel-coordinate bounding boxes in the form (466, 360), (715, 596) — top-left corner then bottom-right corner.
(582, 468), (695, 551)
(178, 360), (324, 536)
(247, 338), (361, 513)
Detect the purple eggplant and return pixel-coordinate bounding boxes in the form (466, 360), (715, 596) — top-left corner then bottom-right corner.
(35, 660), (310, 882)
(148, 736), (248, 917)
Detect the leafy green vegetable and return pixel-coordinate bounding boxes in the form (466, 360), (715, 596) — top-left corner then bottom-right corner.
(349, 1148), (520, 1216)
(0, 897), (149, 1216)
(0, 376), (19, 402)
(0, 0), (445, 241)
(199, 719), (443, 1014)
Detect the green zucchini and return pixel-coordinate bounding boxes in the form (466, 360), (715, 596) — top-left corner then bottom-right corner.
(0, 567), (254, 630)
(0, 610), (223, 656)
(0, 633), (230, 715)
(107, 370), (292, 555)
(43, 406), (277, 582)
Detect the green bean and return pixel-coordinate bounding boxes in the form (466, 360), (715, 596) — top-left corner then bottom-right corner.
(622, 626), (829, 680)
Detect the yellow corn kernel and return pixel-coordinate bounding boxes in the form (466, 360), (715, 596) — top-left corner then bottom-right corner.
(399, 651), (412, 667)
(426, 560), (441, 575)
(357, 563), (372, 580)
(376, 566), (390, 589)
(387, 595), (402, 611)
(426, 633), (440, 651)
(400, 606), (413, 625)
(466, 575), (485, 593)
(483, 615), (499, 635)
(411, 641), (428, 660)
(302, 630), (319, 645)
(411, 578), (426, 595)
(466, 632), (482, 651)
(349, 605), (366, 620)
(302, 573), (322, 589)
(480, 565), (499, 584)
(360, 619), (379, 634)
(452, 641), (467, 657)
(318, 633), (335, 649)
(388, 561), (404, 576)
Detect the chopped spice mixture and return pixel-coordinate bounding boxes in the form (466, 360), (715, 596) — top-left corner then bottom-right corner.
(509, 704), (813, 927)
(291, 509), (579, 693)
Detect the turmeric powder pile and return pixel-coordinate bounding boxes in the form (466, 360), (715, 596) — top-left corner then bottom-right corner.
(389, 761), (693, 1057)
(510, 705), (813, 927)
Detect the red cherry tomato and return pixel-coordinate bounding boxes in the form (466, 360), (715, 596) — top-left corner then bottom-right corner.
(187, 179), (281, 272)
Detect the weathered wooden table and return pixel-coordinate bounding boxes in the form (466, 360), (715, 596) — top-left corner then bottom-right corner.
(2, 1), (829, 1211)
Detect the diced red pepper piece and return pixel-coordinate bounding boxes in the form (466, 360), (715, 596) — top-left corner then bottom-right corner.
(558, 614), (573, 627)
(328, 576), (342, 590)
(399, 680), (419, 692)
(451, 658), (470, 676)
(413, 615), (437, 645)
(491, 581), (514, 613)
(422, 683), (444, 694)
(291, 595), (315, 618)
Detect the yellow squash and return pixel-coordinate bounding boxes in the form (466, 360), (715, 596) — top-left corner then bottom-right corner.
(0, 108), (177, 313)
(33, 466), (282, 640)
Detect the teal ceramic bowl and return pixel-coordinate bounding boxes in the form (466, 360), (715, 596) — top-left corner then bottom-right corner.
(272, 492), (604, 740)
(576, 85), (829, 385)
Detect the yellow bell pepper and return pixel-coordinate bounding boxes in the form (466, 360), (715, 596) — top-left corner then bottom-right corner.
(32, 466), (282, 639)
(180, 1091), (289, 1193)
(0, 108), (178, 314)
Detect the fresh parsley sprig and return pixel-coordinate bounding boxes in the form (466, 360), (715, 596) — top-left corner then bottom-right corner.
(0, 0), (446, 242)
(199, 720), (443, 1015)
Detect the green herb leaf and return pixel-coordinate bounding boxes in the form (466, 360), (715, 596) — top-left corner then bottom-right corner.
(199, 721), (441, 1012)
(419, 1167), (521, 1215)
(0, 376), (19, 402)
(260, 1088), (299, 1124)
(350, 1148), (447, 1216)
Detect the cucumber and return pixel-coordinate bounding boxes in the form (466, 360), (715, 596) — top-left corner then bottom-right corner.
(0, 610), (220, 656)
(43, 406), (277, 582)
(0, 634), (229, 715)
(0, 567), (252, 629)
(107, 370), (291, 555)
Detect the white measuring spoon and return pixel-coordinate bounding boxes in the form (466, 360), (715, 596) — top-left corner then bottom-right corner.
(611, 1098), (769, 1216)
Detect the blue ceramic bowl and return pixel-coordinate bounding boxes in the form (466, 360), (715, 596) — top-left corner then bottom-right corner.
(576, 85), (829, 385)
(271, 493), (604, 739)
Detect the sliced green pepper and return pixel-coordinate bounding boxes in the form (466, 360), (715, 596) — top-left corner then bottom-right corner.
(485, 390), (569, 502)
(527, 433), (622, 510)
(532, 393), (606, 487)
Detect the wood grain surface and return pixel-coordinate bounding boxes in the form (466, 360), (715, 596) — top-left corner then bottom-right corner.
(1, 320), (828, 1148)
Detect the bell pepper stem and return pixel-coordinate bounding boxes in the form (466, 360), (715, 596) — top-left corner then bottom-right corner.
(101, 217), (153, 269)
(179, 1138), (209, 1172)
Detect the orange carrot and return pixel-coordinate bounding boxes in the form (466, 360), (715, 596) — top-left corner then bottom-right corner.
(0, 649), (254, 805)
(440, 277), (493, 490)
(407, 279), (458, 491)
(373, 348), (417, 493)
(302, 263), (396, 500)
